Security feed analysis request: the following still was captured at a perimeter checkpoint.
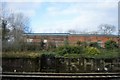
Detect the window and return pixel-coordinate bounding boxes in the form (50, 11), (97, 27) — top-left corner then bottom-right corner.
(27, 39), (33, 42)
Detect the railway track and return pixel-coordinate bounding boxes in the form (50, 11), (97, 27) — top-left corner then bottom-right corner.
(1, 72), (120, 80)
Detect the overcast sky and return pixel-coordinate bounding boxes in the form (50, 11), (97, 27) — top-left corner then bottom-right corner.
(1, 0), (119, 33)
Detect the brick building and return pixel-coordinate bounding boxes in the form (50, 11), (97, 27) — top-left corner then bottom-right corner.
(23, 33), (118, 48)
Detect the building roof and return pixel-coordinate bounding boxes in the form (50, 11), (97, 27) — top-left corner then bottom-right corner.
(23, 33), (70, 36)
(69, 33), (117, 37)
(23, 33), (118, 37)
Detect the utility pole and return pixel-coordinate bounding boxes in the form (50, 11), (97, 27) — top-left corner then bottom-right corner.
(118, 2), (120, 59)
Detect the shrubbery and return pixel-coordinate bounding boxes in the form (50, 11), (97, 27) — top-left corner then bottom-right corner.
(85, 46), (100, 56)
(76, 41), (88, 47)
(64, 54), (81, 58)
(105, 40), (118, 49)
(3, 39), (119, 59)
(89, 42), (101, 48)
(56, 46), (84, 56)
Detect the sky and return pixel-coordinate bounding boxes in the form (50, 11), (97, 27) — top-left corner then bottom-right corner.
(1, 0), (119, 34)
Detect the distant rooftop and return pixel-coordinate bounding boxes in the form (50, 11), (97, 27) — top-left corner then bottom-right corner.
(24, 33), (118, 37)
(24, 33), (70, 36)
(69, 33), (117, 37)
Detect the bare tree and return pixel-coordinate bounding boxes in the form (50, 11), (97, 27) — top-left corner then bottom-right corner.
(0, 2), (31, 51)
(98, 24), (116, 35)
(8, 13), (31, 51)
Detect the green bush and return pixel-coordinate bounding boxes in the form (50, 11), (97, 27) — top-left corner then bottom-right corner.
(80, 42), (88, 47)
(56, 46), (84, 56)
(105, 40), (118, 49)
(40, 52), (59, 58)
(85, 47), (100, 56)
(76, 41), (81, 46)
(89, 42), (101, 48)
(97, 49), (119, 58)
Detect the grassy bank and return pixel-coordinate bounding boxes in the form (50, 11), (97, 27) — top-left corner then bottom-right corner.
(2, 45), (120, 59)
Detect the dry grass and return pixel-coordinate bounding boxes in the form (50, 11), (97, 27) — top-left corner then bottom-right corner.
(2, 51), (42, 58)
